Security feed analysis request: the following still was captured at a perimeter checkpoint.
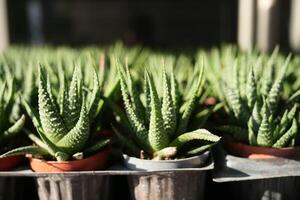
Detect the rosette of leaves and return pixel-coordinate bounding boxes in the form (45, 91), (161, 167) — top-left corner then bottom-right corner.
(1, 65), (110, 161)
(0, 67), (25, 154)
(219, 55), (300, 148)
(56, 50), (119, 133)
(112, 59), (221, 160)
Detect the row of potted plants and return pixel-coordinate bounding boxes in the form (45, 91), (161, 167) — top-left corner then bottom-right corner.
(0, 44), (299, 200)
(204, 46), (300, 157)
(203, 46), (300, 200)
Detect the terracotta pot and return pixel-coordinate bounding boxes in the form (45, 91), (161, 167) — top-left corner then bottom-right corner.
(224, 140), (300, 159)
(29, 147), (111, 172)
(0, 155), (24, 171)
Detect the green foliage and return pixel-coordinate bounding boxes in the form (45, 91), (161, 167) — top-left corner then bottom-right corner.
(0, 76), (25, 149)
(0, 45), (130, 160)
(205, 46), (299, 148)
(113, 58), (220, 160)
(2, 43), (299, 161)
(1, 66), (110, 161)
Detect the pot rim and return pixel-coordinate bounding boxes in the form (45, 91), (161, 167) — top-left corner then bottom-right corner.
(123, 151), (210, 163)
(224, 140), (300, 159)
(225, 140), (300, 151)
(29, 147), (111, 164)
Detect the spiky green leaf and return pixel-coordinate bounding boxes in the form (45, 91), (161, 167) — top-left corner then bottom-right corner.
(161, 65), (177, 137)
(38, 65), (67, 142)
(273, 119), (298, 148)
(0, 146), (49, 158)
(257, 101), (273, 147)
(147, 72), (169, 151)
(170, 129), (220, 149)
(57, 98), (90, 155)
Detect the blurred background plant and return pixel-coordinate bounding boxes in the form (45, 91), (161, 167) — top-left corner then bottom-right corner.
(0, 62), (27, 154)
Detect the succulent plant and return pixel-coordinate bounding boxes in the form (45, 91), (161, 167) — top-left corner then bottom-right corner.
(112, 58), (220, 160)
(218, 53), (300, 148)
(0, 66), (25, 153)
(1, 65), (110, 161)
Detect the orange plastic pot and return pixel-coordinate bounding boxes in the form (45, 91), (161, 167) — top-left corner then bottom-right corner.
(224, 140), (300, 159)
(29, 147), (111, 172)
(0, 155), (24, 171)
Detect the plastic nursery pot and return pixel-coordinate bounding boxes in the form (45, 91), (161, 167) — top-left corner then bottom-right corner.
(221, 140), (300, 200)
(36, 175), (111, 200)
(224, 140), (300, 159)
(0, 156), (30, 200)
(0, 155), (24, 171)
(225, 177), (300, 200)
(0, 177), (31, 200)
(124, 151), (210, 200)
(29, 147), (112, 172)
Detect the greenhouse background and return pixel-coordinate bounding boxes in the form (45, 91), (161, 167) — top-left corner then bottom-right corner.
(0, 0), (300, 200)
(0, 0), (299, 52)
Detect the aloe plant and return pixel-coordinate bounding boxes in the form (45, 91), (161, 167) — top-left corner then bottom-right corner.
(0, 68), (26, 154)
(218, 53), (300, 148)
(0, 65), (110, 161)
(112, 58), (220, 160)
